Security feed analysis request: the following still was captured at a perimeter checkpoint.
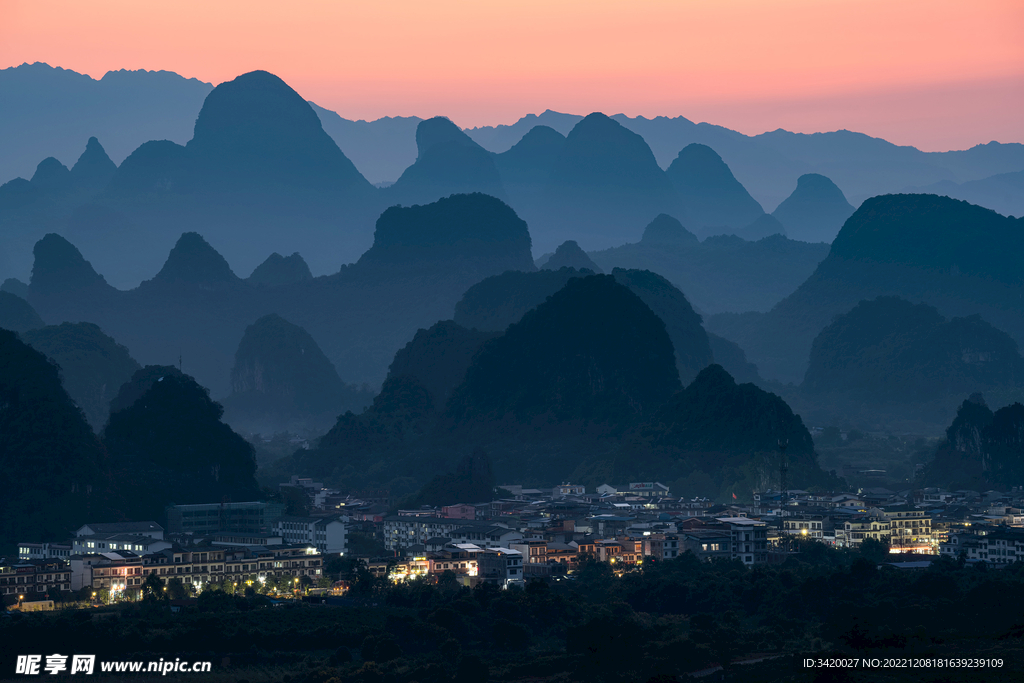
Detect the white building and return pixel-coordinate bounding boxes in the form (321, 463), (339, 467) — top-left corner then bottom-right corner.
(479, 548), (524, 589)
(17, 542), (72, 561)
(76, 522), (164, 540)
(273, 516), (348, 555)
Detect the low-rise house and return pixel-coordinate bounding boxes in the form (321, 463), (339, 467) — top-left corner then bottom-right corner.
(478, 548), (523, 588)
(680, 529), (731, 562)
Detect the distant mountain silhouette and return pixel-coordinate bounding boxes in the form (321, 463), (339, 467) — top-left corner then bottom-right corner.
(540, 241), (602, 272)
(150, 232), (240, 285)
(310, 105), (421, 184)
(447, 274), (681, 431)
(70, 137), (117, 192)
(0, 290), (44, 333)
(736, 214), (786, 241)
(494, 125), (566, 209)
(907, 170), (1024, 219)
(386, 320), (500, 411)
(0, 328), (110, 547)
(222, 313), (372, 434)
(665, 143), (765, 236)
(358, 193), (532, 273)
(639, 214), (699, 246)
(771, 173), (855, 242)
(22, 322), (141, 431)
(709, 195), (1024, 384)
(534, 113), (682, 250)
(590, 216), (829, 314)
(246, 252), (313, 287)
(26, 194), (537, 395)
(386, 117), (505, 205)
(706, 333), (763, 386)
(0, 62), (212, 186)
(3, 69), (382, 287)
(802, 296), (1023, 406)
(1, 278), (29, 299)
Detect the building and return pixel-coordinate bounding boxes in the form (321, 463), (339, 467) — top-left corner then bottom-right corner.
(72, 534), (171, 556)
(381, 517), (520, 552)
(681, 529), (732, 562)
(716, 517), (768, 565)
(478, 548), (523, 588)
(0, 559), (72, 598)
(76, 522), (164, 540)
(883, 506), (934, 552)
(273, 516), (347, 554)
(554, 483), (586, 497)
(782, 514), (825, 540)
(165, 501), (286, 535)
(17, 542), (72, 561)
(840, 513), (891, 547)
(441, 504), (477, 520)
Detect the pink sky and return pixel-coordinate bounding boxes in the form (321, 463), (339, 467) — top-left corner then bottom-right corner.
(2, 0), (1021, 151)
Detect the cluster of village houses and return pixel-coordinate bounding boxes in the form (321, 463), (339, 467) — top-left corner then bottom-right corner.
(5, 476), (1024, 608)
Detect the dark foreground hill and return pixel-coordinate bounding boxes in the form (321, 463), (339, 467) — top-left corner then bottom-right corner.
(0, 329), (111, 549)
(275, 276), (832, 499)
(921, 395), (1024, 491)
(454, 267), (714, 384)
(103, 366), (260, 521)
(589, 215), (830, 314)
(26, 193), (534, 397)
(707, 195), (1024, 384)
(21, 322), (141, 431)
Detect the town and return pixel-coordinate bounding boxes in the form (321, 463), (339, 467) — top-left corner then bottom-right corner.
(6, 474), (1024, 611)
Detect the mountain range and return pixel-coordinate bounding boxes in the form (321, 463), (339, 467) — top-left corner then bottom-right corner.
(2, 63), (1021, 287)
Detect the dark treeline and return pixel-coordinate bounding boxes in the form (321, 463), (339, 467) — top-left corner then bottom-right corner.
(3, 545), (1023, 682)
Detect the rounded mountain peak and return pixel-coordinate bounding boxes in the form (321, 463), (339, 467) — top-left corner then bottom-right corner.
(187, 70), (369, 191)
(666, 143), (764, 233)
(415, 116), (481, 156)
(31, 157), (71, 191)
(152, 232), (238, 285)
(772, 173), (855, 243)
(640, 214), (698, 246)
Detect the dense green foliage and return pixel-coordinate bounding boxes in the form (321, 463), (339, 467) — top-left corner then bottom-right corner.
(0, 329), (110, 550)
(5, 547), (1024, 682)
(22, 321), (141, 431)
(223, 313), (372, 434)
(448, 275), (681, 430)
(103, 368), (259, 520)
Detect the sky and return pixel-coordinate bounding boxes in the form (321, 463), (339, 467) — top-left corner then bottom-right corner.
(1, 0), (1022, 151)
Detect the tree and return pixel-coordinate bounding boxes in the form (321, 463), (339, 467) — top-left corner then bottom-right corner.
(142, 571), (165, 601)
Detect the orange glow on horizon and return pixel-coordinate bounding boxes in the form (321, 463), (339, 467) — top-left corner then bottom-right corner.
(1, 0), (1021, 150)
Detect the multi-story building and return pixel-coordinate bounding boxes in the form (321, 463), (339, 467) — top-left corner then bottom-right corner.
(681, 529), (732, 562)
(839, 513), (891, 547)
(783, 515), (825, 540)
(0, 559), (72, 599)
(478, 548), (523, 588)
(273, 515), (347, 554)
(72, 534), (171, 556)
(17, 543), (72, 561)
(883, 506), (933, 551)
(381, 516), (520, 551)
(716, 517), (768, 565)
(941, 528), (1024, 565)
(165, 501), (286, 535)
(140, 544), (322, 591)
